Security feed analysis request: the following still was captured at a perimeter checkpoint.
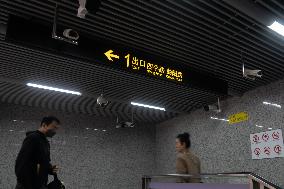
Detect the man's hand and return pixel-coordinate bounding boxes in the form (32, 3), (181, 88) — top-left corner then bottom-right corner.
(52, 165), (59, 174)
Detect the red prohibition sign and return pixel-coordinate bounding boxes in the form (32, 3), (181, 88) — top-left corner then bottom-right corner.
(262, 133), (270, 142)
(264, 147), (271, 155)
(254, 148), (261, 156)
(272, 131), (280, 140)
(253, 135), (260, 143)
(274, 145), (282, 154)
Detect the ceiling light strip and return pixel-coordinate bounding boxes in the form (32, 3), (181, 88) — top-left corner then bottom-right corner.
(131, 102), (166, 111)
(26, 83), (82, 96)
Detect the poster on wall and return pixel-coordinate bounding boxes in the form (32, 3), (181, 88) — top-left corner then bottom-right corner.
(250, 129), (284, 159)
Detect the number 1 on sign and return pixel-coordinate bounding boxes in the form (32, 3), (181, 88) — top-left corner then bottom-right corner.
(125, 54), (130, 67)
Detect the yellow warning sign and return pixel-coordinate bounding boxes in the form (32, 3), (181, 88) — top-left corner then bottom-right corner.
(229, 112), (249, 124)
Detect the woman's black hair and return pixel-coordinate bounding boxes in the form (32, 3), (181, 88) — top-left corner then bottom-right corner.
(176, 132), (191, 148)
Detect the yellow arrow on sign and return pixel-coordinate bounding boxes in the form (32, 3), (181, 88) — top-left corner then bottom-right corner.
(104, 50), (119, 61)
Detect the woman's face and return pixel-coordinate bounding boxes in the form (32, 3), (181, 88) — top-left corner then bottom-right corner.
(175, 138), (186, 152)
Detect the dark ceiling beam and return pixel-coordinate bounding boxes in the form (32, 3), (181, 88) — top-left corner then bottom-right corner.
(222, 0), (276, 26)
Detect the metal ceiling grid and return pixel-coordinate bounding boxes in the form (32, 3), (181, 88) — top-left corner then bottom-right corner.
(0, 40), (218, 123)
(1, 0), (283, 90)
(0, 0), (284, 123)
(0, 11), (8, 40)
(0, 81), (177, 123)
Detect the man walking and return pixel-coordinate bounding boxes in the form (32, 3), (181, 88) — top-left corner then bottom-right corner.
(15, 116), (60, 189)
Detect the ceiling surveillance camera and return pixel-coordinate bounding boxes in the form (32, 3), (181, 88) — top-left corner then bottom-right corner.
(204, 98), (221, 113)
(115, 112), (135, 129)
(243, 64), (262, 80)
(96, 94), (108, 108)
(52, 4), (78, 45)
(63, 29), (79, 40)
(77, 0), (101, 19)
(77, 6), (88, 19)
(204, 105), (221, 113)
(116, 121), (135, 129)
(77, 0), (87, 19)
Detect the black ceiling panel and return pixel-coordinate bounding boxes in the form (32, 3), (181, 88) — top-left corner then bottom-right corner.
(0, 0), (284, 123)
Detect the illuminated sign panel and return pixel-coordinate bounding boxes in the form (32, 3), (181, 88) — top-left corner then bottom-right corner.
(7, 15), (228, 95)
(104, 50), (183, 82)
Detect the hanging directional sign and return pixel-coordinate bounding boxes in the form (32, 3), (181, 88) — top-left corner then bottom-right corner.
(103, 49), (183, 83)
(7, 15), (228, 95)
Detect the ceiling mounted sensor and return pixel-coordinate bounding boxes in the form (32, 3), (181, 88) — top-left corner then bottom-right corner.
(77, 0), (101, 19)
(116, 109), (135, 129)
(241, 51), (262, 81)
(52, 3), (79, 45)
(63, 29), (79, 40)
(204, 98), (221, 113)
(242, 64), (262, 81)
(96, 93), (109, 108)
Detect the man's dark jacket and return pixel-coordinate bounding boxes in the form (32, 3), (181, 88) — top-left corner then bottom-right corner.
(15, 130), (53, 189)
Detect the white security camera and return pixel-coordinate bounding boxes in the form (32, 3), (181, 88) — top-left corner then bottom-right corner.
(77, 0), (101, 19)
(243, 64), (262, 80)
(96, 94), (108, 108)
(115, 113), (135, 129)
(204, 105), (221, 113)
(77, 5), (88, 19)
(204, 98), (221, 113)
(63, 29), (79, 40)
(116, 121), (135, 129)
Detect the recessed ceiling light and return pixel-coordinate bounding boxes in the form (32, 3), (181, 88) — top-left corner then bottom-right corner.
(268, 128), (273, 130)
(263, 101), (281, 108)
(131, 102), (165, 111)
(268, 21), (284, 37)
(27, 83), (82, 96)
(94, 129), (98, 131)
(256, 125), (264, 128)
(102, 130), (107, 132)
(210, 117), (229, 122)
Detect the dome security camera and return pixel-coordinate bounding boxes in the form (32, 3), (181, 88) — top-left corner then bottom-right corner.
(63, 29), (79, 40)
(96, 94), (108, 108)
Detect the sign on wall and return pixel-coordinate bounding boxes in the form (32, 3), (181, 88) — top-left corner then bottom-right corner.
(250, 129), (284, 159)
(229, 112), (249, 124)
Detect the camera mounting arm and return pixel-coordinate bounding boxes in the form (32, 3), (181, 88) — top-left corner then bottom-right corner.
(52, 3), (78, 45)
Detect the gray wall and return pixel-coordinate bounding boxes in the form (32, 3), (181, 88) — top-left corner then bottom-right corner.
(156, 79), (284, 188)
(0, 103), (156, 189)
